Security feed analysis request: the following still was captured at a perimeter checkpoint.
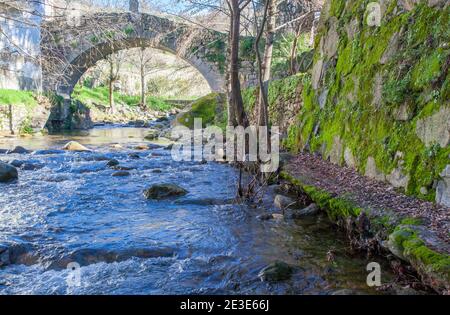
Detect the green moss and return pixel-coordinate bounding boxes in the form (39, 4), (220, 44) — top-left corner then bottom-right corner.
(391, 226), (450, 286)
(0, 89), (38, 107)
(280, 171), (361, 222)
(411, 49), (447, 91)
(177, 93), (226, 129)
(329, 0), (345, 18)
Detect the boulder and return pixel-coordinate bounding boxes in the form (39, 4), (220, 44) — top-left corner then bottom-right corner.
(143, 183), (188, 200)
(106, 159), (120, 167)
(62, 141), (91, 152)
(7, 146), (31, 154)
(112, 171), (131, 177)
(128, 153), (140, 159)
(0, 162), (18, 182)
(258, 261), (293, 282)
(144, 130), (159, 140)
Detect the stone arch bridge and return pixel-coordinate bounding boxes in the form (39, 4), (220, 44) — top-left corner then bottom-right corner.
(42, 12), (230, 95)
(41, 11), (256, 128)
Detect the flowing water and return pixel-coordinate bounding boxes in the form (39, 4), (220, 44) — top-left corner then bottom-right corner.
(0, 126), (394, 294)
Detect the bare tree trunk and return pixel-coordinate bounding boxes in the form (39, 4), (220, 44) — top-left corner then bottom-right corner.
(257, 0), (275, 130)
(109, 61), (115, 114)
(289, 21), (303, 75)
(229, 0), (248, 127)
(140, 47), (146, 109)
(226, 11), (237, 127)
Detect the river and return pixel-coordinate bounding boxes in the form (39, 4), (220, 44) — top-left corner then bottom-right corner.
(0, 126), (394, 294)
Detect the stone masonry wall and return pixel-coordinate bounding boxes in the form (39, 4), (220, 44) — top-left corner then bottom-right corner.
(285, 0), (450, 206)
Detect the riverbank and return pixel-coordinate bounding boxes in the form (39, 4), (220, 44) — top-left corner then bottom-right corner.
(279, 153), (450, 294)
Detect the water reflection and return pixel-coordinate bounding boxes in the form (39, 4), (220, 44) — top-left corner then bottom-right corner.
(0, 127), (394, 294)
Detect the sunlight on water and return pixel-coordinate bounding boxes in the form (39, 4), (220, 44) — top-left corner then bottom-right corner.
(0, 127), (394, 294)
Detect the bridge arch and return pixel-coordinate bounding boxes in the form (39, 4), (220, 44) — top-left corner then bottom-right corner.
(41, 12), (228, 98)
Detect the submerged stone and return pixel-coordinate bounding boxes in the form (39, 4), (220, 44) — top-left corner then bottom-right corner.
(258, 261), (293, 282)
(32, 149), (65, 155)
(274, 194), (299, 210)
(287, 203), (320, 219)
(112, 171), (130, 177)
(143, 183), (188, 200)
(257, 213), (274, 221)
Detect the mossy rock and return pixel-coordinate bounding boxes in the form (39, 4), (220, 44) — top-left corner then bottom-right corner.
(388, 225), (450, 293)
(177, 93), (226, 129)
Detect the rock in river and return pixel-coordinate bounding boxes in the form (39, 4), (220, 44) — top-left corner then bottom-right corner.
(258, 261), (293, 282)
(7, 146), (31, 154)
(112, 171), (131, 177)
(143, 183), (188, 200)
(257, 213), (274, 221)
(144, 130), (159, 140)
(286, 203), (320, 219)
(62, 141), (91, 152)
(274, 194), (299, 210)
(0, 162), (18, 182)
(107, 159), (120, 167)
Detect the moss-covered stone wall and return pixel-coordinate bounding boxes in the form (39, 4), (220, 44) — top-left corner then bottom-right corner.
(243, 74), (305, 137)
(286, 0), (450, 205)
